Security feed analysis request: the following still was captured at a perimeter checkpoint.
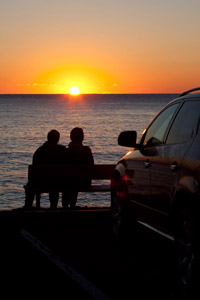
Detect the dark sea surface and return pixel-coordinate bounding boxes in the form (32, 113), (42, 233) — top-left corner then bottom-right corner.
(0, 94), (177, 210)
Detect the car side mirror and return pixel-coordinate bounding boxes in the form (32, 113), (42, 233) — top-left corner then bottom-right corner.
(118, 131), (138, 147)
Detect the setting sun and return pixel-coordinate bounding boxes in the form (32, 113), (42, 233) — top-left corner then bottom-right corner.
(70, 86), (80, 95)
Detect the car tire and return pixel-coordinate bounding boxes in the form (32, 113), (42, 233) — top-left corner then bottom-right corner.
(174, 207), (199, 295)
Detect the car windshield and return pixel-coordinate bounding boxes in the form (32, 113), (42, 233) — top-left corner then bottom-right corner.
(143, 103), (179, 147)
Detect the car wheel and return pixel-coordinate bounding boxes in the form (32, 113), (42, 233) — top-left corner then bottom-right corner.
(174, 207), (199, 291)
(111, 178), (129, 241)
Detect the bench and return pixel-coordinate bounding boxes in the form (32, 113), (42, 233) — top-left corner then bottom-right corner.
(24, 164), (115, 208)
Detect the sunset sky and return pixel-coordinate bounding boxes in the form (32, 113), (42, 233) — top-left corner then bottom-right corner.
(1, 0), (200, 94)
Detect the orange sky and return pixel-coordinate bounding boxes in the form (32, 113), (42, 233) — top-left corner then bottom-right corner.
(1, 0), (200, 94)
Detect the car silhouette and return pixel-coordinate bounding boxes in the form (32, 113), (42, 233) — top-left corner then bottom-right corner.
(111, 87), (200, 291)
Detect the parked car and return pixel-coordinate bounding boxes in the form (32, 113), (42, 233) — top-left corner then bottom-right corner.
(111, 87), (200, 291)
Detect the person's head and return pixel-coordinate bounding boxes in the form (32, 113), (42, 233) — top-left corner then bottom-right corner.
(47, 129), (60, 144)
(70, 127), (84, 143)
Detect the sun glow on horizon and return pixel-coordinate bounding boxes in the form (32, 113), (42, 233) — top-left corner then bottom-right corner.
(69, 86), (80, 95)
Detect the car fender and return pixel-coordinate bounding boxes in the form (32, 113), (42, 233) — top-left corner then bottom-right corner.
(114, 161), (126, 177)
(177, 175), (197, 194)
(111, 161), (127, 190)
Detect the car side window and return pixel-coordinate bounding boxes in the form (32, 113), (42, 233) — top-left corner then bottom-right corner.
(166, 101), (200, 144)
(143, 103), (179, 147)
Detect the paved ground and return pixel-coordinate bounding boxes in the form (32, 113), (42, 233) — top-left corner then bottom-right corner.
(0, 208), (194, 299)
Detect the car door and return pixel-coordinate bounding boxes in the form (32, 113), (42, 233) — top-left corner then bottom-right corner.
(150, 100), (200, 220)
(127, 102), (180, 208)
(125, 147), (152, 202)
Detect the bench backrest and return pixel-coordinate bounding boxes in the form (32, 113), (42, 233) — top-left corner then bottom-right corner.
(28, 164), (115, 190)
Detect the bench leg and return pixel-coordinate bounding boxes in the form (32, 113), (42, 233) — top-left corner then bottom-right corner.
(36, 193), (41, 209)
(49, 192), (59, 210)
(62, 191), (78, 209)
(70, 191), (78, 208)
(25, 190), (35, 209)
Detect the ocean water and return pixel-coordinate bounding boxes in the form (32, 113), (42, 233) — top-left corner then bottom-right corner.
(0, 94), (177, 210)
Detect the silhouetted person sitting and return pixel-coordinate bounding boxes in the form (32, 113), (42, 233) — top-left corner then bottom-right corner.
(33, 129), (66, 165)
(27, 129), (67, 210)
(62, 127), (94, 209)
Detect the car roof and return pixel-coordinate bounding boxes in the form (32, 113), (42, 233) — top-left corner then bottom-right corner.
(179, 87), (200, 97)
(170, 87), (200, 104)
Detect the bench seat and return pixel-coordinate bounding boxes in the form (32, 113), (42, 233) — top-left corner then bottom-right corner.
(24, 164), (115, 208)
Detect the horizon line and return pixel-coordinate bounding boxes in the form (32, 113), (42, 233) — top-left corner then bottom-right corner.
(0, 92), (179, 95)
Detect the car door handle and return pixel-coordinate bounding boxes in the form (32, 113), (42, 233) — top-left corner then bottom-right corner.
(144, 160), (151, 169)
(170, 162), (179, 172)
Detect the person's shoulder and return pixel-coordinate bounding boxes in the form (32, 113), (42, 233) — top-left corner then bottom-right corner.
(82, 145), (93, 159)
(83, 145), (92, 152)
(58, 144), (66, 148)
(33, 144), (44, 155)
(33, 144), (46, 163)
(58, 144), (67, 150)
